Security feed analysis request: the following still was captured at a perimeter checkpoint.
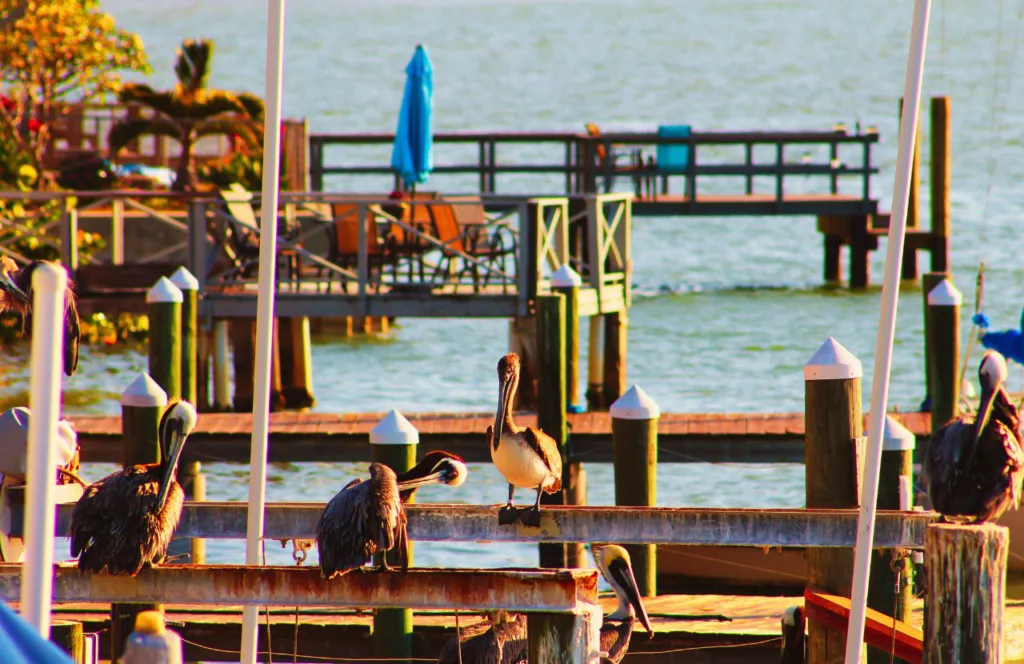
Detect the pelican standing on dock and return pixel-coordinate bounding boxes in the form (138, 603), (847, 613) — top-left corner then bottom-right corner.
(486, 353), (562, 527)
(435, 544), (651, 664)
(68, 399), (198, 575)
(0, 256), (81, 376)
(923, 350), (1024, 522)
(317, 451), (468, 578)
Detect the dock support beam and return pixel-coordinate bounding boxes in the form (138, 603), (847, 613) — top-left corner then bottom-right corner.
(115, 374), (168, 663)
(803, 338), (864, 664)
(585, 317), (604, 410)
(278, 316), (316, 410)
(602, 310), (627, 406)
(930, 96), (951, 273)
(537, 293), (570, 568)
(611, 386), (659, 597)
(925, 522), (1008, 664)
(926, 279), (962, 435)
(370, 411), (418, 664)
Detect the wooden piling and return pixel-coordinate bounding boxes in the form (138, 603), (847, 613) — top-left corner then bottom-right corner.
(51, 620), (83, 663)
(866, 416), (915, 664)
(931, 96), (951, 273)
(146, 277), (183, 400)
(924, 522), (1008, 664)
(803, 337), (864, 664)
(921, 271), (948, 413)
(229, 319), (255, 412)
(602, 310), (627, 406)
(370, 410), (418, 664)
(610, 385), (659, 597)
(927, 279), (962, 436)
(509, 316), (538, 411)
(536, 293), (569, 569)
(527, 608), (601, 664)
(552, 266), (582, 411)
(212, 320), (232, 412)
(278, 316), (316, 410)
(115, 374), (168, 662)
(585, 316), (604, 410)
(899, 97), (922, 280)
(823, 230), (842, 285)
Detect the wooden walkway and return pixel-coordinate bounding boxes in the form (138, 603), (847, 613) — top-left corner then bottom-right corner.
(43, 592), (1024, 663)
(69, 410), (932, 464)
(630, 192), (876, 217)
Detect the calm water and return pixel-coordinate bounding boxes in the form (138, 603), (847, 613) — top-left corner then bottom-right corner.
(19, 0), (1024, 567)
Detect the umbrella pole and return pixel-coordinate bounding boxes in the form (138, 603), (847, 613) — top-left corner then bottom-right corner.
(843, 0), (932, 661)
(239, 1), (286, 663)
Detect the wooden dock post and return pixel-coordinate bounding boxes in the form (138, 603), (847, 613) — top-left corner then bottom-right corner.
(169, 267), (204, 564)
(920, 271), (948, 412)
(866, 416), (915, 663)
(229, 319), (255, 412)
(927, 278), (961, 436)
(930, 96), (951, 273)
(146, 277), (182, 400)
(527, 605), (602, 664)
(121, 610), (185, 664)
(924, 522), (1008, 664)
(509, 316), (538, 411)
(552, 266), (582, 411)
(370, 410), (417, 664)
(278, 316), (316, 410)
(585, 316), (604, 410)
(803, 337), (864, 664)
(899, 97), (922, 281)
(602, 310), (627, 406)
(114, 374), (168, 662)
(51, 620), (83, 662)
(536, 293), (570, 568)
(610, 385), (659, 597)
(212, 320), (232, 412)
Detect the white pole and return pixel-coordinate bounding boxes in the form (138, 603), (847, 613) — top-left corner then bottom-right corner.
(20, 263), (67, 637)
(239, 1), (286, 662)
(844, 0), (932, 661)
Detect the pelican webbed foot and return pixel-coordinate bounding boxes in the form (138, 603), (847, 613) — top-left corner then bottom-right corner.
(519, 505), (541, 528)
(498, 503), (520, 525)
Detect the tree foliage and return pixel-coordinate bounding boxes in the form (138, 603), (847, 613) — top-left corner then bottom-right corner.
(108, 39), (263, 192)
(0, 0), (150, 169)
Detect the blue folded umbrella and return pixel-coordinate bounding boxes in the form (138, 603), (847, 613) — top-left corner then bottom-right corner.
(976, 309), (1024, 366)
(390, 44), (434, 190)
(0, 600), (76, 663)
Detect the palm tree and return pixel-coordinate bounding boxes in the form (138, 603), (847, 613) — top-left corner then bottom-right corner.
(108, 39), (264, 192)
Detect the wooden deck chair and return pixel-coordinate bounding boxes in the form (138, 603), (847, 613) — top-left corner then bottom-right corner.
(386, 191), (438, 283)
(446, 195), (517, 292)
(217, 183), (302, 287)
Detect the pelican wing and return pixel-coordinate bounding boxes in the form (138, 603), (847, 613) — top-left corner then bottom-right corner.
(922, 419), (971, 513)
(599, 618), (635, 663)
(522, 427), (562, 486)
(436, 613), (527, 664)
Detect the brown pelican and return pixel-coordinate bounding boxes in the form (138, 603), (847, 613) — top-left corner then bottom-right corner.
(68, 399), (198, 575)
(923, 350), (1024, 522)
(779, 605), (806, 663)
(486, 353), (562, 527)
(0, 256), (81, 376)
(316, 452), (468, 578)
(436, 545), (651, 664)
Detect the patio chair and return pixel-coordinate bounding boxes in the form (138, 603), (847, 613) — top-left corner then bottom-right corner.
(633, 124), (693, 199)
(216, 183), (303, 288)
(584, 122), (643, 193)
(322, 202), (389, 293)
(443, 195), (518, 292)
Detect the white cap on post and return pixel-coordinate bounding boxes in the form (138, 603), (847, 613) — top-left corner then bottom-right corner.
(804, 337), (863, 381)
(170, 267), (199, 292)
(146, 277), (183, 304)
(882, 415), (915, 451)
(927, 279), (962, 307)
(121, 373), (169, 408)
(610, 385), (660, 420)
(370, 410), (419, 445)
(550, 265), (583, 288)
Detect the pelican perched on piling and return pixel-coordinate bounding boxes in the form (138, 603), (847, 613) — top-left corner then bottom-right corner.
(68, 399), (198, 575)
(436, 544), (651, 664)
(923, 350), (1024, 523)
(0, 256), (81, 376)
(486, 353), (562, 527)
(316, 451), (468, 578)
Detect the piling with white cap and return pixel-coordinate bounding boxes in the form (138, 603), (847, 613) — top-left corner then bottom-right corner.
(919, 271), (948, 412)
(121, 610), (183, 664)
(370, 410), (417, 662)
(803, 338), (865, 662)
(551, 265), (583, 412)
(114, 373), (168, 661)
(926, 277), (961, 434)
(867, 415), (916, 641)
(147, 277), (183, 401)
(610, 385), (660, 597)
(536, 292), (569, 569)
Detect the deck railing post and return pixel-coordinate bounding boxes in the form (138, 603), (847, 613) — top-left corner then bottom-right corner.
(536, 292), (568, 568)
(370, 410), (418, 664)
(111, 198), (125, 265)
(115, 374), (168, 662)
(926, 278), (961, 437)
(147, 277), (183, 401)
(187, 200), (207, 293)
(924, 522), (1008, 664)
(212, 320), (232, 411)
(803, 337), (864, 664)
(610, 385), (660, 597)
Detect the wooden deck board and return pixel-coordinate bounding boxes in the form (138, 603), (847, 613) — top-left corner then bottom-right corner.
(67, 410), (932, 465)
